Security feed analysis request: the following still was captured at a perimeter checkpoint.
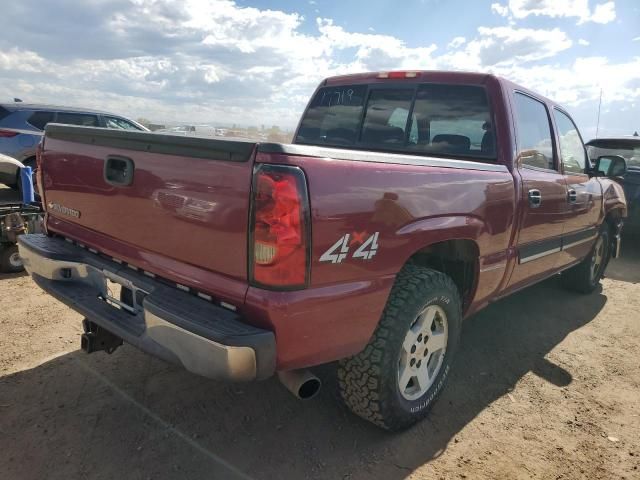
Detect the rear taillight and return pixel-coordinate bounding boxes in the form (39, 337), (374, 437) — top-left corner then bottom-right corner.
(0, 129), (19, 137)
(250, 164), (310, 289)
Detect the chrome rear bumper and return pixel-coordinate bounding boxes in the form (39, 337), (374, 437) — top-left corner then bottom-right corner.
(18, 234), (275, 381)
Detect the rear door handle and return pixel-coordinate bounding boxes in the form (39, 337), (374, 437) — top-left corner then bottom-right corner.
(528, 189), (542, 208)
(568, 189), (577, 204)
(104, 155), (135, 186)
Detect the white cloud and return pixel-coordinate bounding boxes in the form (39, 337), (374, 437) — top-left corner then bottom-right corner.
(448, 36), (466, 49)
(494, 57), (640, 106)
(0, 1), (441, 126)
(589, 1), (616, 23)
(0, 0), (636, 136)
(578, 38), (590, 46)
(491, 3), (510, 16)
(633, 36), (640, 42)
(490, 0), (617, 24)
(442, 26), (572, 69)
(315, 19), (438, 71)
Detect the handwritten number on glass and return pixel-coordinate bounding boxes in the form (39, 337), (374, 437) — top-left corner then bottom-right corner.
(320, 89), (355, 107)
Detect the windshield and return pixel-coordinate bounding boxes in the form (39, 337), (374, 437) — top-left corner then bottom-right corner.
(295, 83), (496, 160)
(588, 145), (640, 168)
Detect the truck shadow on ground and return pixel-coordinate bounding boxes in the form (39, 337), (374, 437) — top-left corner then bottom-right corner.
(607, 231), (640, 284)
(0, 271), (28, 280)
(0, 276), (608, 480)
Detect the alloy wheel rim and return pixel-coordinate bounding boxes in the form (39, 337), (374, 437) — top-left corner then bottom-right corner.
(398, 304), (449, 401)
(9, 252), (22, 268)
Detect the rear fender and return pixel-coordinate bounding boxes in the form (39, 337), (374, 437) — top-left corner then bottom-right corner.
(395, 215), (486, 267)
(395, 215), (509, 315)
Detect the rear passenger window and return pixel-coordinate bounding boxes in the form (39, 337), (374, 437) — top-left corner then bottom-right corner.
(27, 111), (55, 130)
(56, 112), (99, 127)
(514, 93), (555, 170)
(411, 84), (495, 158)
(554, 109), (587, 174)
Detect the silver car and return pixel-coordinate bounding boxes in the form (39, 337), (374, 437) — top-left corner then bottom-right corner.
(0, 103), (148, 188)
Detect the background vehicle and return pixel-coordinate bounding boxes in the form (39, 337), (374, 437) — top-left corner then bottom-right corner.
(19, 71), (626, 431)
(0, 103), (148, 188)
(155, 125), (217, 137)
(587, 137), (640, 226)
(0, 153), (24, 190)
(0, 202), (43, 273)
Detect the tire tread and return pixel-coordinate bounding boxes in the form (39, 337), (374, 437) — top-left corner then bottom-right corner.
(338, 264), (460, 430)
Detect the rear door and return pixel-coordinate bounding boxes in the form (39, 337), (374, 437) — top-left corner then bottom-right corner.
(553, 108), (602, 266)
(508, 92), (568, 288)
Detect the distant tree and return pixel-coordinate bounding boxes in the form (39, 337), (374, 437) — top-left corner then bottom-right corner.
(136, 117), (151, 127)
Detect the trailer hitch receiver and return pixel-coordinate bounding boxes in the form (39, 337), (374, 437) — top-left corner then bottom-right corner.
(81, 319), (123, 354)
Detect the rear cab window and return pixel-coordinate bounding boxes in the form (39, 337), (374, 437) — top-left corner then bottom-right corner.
(295, 83), (496, 160)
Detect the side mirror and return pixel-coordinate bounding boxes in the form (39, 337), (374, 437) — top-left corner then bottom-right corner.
(594, 155), (627, 178)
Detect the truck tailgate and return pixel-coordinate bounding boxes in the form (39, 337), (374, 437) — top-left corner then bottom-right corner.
(41, 125), (256, 284)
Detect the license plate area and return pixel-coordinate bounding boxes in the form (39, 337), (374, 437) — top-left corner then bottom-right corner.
(99, 271), (146, 314)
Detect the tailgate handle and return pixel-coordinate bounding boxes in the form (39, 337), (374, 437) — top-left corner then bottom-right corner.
(104, 155), (135, 186)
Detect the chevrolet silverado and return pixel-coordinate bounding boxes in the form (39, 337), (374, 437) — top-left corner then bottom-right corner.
(19, 71), (627, 430)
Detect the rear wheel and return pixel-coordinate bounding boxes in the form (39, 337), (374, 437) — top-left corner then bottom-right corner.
(338, 264), (462, 431)
(561, 225), (611, 294)
(0, 244), (23, 273)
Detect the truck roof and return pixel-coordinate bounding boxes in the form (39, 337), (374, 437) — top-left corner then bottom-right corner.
(323, 70), (491, 85)
(322, 70), (558, 107)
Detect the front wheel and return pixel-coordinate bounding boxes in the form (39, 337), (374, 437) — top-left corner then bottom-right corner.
(561, 225), (611, 294)
(338, 265), (462, 431)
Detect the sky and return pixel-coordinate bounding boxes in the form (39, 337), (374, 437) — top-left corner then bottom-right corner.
(0, 0), (638, 138)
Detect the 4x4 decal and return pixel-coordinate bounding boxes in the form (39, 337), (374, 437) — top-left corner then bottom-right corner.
(319, 232), (379, 264)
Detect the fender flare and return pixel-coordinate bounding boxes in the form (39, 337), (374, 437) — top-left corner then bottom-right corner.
(395, 214), (486, 266)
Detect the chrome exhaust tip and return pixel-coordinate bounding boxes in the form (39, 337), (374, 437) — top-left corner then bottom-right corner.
(278, 369), (321, 400)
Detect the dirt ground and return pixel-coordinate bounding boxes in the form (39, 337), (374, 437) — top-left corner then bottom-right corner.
(1, 218), (639, 478)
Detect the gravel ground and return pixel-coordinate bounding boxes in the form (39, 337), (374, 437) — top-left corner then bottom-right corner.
(0, 227), (638, 479)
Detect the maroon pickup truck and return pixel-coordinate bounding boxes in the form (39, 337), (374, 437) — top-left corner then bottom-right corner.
(19, 71), (627, 430)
